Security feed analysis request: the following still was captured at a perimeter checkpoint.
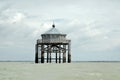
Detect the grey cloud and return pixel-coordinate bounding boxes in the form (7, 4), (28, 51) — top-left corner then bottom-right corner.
(0, 0), (120, 61)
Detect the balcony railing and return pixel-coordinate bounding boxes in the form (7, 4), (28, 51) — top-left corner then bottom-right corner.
(37, 39), (70, 44)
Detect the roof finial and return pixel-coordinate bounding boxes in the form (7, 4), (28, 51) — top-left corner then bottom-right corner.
(52, 21), (55, 28)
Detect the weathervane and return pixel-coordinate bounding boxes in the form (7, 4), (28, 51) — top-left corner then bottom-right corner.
(52, 20), (55, 28)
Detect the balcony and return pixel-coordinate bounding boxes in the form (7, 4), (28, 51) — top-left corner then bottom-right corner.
(37, 39), (70, 44)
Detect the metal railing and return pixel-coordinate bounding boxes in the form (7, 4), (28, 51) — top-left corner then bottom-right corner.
(37, 39), (70, 44)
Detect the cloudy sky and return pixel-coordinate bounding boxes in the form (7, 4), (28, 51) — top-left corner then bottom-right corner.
(0, 0), (120, 61)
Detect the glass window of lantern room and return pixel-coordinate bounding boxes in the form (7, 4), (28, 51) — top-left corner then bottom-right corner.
(54, 35), (55, 39)
(44, 35), (46, 39)
(47, 35), (49, 39)
(52, 35), (54, 42)
(53, 35), (55, 39)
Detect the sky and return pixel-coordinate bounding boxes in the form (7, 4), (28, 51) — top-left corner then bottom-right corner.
(0, 0), (120, 61)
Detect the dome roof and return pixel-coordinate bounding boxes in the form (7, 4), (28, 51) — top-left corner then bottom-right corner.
(44, 24), (61, 34)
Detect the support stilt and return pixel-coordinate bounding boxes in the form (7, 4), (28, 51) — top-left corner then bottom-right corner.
(68, 41), (71, 63)
(41, 45), (44, 63)
(47, 45), (49, 63)
(35, 44), (38, 63)
(56, 52), (57, 63)
(59, 45), (61, 63)
(63, 45), (66, 63)
(50, 47), (51, 63)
